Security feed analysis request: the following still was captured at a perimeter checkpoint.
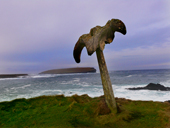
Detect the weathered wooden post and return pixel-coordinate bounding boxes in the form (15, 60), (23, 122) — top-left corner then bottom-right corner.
(73, 19), (126, 113)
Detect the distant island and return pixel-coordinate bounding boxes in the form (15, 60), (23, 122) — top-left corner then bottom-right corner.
(0, 67), (96, 78)
(0, 74), (28, 78)
(39, 67), (96, 74)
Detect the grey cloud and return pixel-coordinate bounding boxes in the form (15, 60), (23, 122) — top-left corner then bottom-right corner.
(0, 0), (169, 73)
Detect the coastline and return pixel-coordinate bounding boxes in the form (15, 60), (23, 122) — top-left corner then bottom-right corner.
(1, 69), (170, 102)
(39, 67), (96, 74)
(0, 74), (28, 78)
(0, 67), (96, 78)
(1, 69), (170, 127)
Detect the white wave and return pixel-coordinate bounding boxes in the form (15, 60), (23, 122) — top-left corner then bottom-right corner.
(29, 74), (57, 78)
(126, 75), (133, 77)
(0, 73), (96, 81)
(60, 79), (90, 87)
(0, 77), (23, 81)
(80, 82), (91, 87)
(10, 84), (31, 90)
(1, 82), (170, 103)
(60, 80), (76, 85)
(40, 89), (63, 94)
(160, 80), (170, 87)
(81, 84), (90, 87)
(1, 87), (169, 102)
(116, 90), (170, 102)
(113, 84), (170, 102)
(94, 85), (102, 87)
(112, 84), (147, 91)
(73, 78), (80, 82)
(5, 88), (10, 92)
(0, 74), (57, 81)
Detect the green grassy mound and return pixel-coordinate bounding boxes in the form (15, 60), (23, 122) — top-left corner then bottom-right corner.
(0, 94), (170, 128)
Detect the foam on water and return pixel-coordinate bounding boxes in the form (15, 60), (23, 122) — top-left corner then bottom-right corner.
(0, 73), (81, 81)
(160, 80), (170, 87)
(126, 75), (133, 77)
(113, 84), (170, 102)
(0, 69), (170, 102)
(10, 84), (31, 90)
(0, 84), (169, 102)
(0, 77), (23, 81)
(73, 78), (80, 82)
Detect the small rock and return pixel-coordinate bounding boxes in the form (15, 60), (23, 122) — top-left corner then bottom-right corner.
(127, 83), (170, 91)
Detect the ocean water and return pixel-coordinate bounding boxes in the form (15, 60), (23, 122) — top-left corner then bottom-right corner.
(0, 69), (170, 102)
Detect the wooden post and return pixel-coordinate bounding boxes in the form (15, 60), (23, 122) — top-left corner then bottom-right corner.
(96, 48), (117, 113)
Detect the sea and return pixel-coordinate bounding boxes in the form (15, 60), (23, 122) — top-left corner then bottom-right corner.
(0, 69), (170, 102)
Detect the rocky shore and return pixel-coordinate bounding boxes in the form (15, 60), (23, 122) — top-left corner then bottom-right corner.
(39, 67), (96, 74)
(126, 83), (170, 91)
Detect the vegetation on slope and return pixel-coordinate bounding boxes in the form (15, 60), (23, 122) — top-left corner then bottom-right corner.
(0, 94), (170, 128)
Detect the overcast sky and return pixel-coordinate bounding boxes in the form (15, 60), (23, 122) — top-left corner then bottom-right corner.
(0, 0), (170, 74)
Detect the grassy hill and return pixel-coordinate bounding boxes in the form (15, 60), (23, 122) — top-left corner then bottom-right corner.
(0, 94), (170, 128)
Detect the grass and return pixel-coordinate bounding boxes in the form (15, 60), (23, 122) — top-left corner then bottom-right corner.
(0, 94), (170, 128)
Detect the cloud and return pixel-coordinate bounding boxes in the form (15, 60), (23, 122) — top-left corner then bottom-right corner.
(105, 40), (170, 70)
(0, 1), (169, 73)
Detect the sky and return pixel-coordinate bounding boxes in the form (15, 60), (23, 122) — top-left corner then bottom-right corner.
(0, 0), (170, 74)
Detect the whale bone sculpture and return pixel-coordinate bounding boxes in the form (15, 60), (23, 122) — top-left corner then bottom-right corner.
(73, 19), (126, 113)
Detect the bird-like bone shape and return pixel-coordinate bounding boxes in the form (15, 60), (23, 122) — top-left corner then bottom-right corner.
(73, 19), (126, 63)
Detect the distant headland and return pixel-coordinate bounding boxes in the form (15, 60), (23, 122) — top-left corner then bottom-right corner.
(39, 67), (96, 74)
(0, 67), (96, 78)
(0, 74), (28, 78)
